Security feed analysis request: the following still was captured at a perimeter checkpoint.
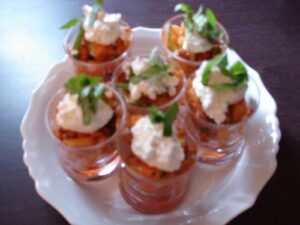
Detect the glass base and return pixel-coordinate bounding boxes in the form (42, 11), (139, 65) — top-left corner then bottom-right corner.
(60, 154), (121, 182)
(118, 166), (187, 214)
(197, 140), (245, 164)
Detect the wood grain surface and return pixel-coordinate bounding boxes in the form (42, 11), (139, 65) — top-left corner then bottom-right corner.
(0, 0), (299, 224)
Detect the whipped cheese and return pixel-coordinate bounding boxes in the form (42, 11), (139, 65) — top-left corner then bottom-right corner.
(82, 5), (121, 46)
(192, 62), (247, 124)
(56, 93), (113, 133)
(128, 57), (179, 102)
(182, 32), (213, 53)
(131, 116), (184, 172)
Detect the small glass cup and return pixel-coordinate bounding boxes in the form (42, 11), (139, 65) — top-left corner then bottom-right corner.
(45, 84), (127, 182)
(64, 21), (132, 81)
(112, 53), (187, 115)
(185, 77), (260, 164)
(117, 115), (197, 213)
(161, 14), (229, 76)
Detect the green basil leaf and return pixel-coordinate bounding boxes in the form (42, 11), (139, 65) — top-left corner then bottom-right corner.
(60, 18), (81, 29)
(129, 66), (167, 84)
(194, 14), (207, 32)
(73, 24), (84, 50)
(195, 5), (203, 18)
(95, 0), (103, 4)
(202, 54), (249, 90)
(148, 106), (165, 123)
(88, 0), (103, 28)
(64, 74), (106, 125)
(116, 83), (129, 89)
(163, 103), (179, 136)
(79, 97), (93, 125)
(93, 83), (105, 98)
(174, 3), (193, 14)
(230, 61), (247, 76)
(81, 86), (92, 98)
(206, 8), (217, 28)
(148, 47), (165, 68)
(218, 55), (228, 70)
(175, 3), (194, 33)
(64, 75), (85, 94)
(202, 54), (223, 86)
(209, 72), (248, 90)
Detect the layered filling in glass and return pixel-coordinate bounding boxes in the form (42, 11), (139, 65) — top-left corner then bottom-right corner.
(163, 3), (227, 62)
(115, 48), (184, 107)
(124, 104), (196, 179)
(53, 75), (121, 147)
(62, 0), (131, 62)
(186, 54), (253, 125)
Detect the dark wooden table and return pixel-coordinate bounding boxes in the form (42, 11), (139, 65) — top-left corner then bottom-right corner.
(1, 0), (299, 224)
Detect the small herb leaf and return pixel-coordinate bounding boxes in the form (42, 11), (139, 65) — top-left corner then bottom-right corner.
(148, 106), (165, 123)
(202, 54), (223, 86)
(175, 3), (194, 33)
(73, 24), (85, 50)
(148, 103), (179, 137)
(174, 3), (193, 14)
(201, 54), (249, 89)
(88, 0), (104, 28)
(64, 74), (105, 125)
(163, 103), (179, 136)
(230, 61), (247, 76)
(148, 47), (165, 68)
(205, 8), (217, 28)
(60, 18), (81, 29)
(116, 83), (129, 89)
(94, 83), (105, 98)
(129, 47), (169, 84)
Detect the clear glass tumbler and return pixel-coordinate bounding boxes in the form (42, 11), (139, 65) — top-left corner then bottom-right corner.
(185, 77), (260, 164)
(64, 21), (132, 81)
(117, 115), (197, 213)
(45, 84), (127, 182)
(112, 53), (187, 115)
(161, 14), (229, 76)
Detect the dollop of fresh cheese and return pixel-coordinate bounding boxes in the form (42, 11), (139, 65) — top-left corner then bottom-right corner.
(192, 62), (247, 124)
(82, 5), (121, 45)
(131, 116), (185, 172)
(130, 57), (149, 75)
(56, 93), (113, 133)
(128, 57), (179, 102)
(182, 32), (213, 53)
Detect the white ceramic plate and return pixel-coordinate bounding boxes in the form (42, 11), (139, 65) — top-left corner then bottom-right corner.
(21, 27), (281, 225)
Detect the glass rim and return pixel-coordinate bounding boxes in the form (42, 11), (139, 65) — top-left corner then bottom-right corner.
(45, 83), (127, 151)
(161, 14), (230, 67)
(63, 20), (132, 67)
(185, 75), (261, 129)
(111, 52), (187, 112)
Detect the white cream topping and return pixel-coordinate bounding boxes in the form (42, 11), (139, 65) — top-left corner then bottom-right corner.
(192, 62), (247, 124)
(182, 32), (213, 53)
(131, 116), (185, 172)
(128, 57), (179, 102)
(56, 93), (113, 133)
(130, 57), (149, 76)
(82, 5), (121, 46)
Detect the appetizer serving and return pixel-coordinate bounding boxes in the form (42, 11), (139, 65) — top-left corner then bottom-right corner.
(113, 47), (186, 113)
(185, 53), (260, 163)
(45, 74), (126, 181)
(162, 3), (229, 75)
(61, 0), (132, 79)
(118, 103), (197, 213)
